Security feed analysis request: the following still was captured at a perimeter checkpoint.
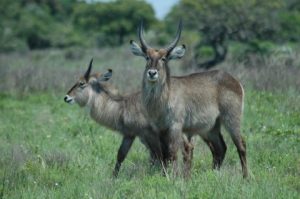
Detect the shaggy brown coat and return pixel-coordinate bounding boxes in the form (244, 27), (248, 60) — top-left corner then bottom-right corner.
(64, 60), (165, 177)
(130, 22), (248, 178)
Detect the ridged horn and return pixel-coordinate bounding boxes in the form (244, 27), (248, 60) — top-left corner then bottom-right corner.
(84, 58), (93, 81)
(165, 20), (183, 53)
(138, 20), (150, 52)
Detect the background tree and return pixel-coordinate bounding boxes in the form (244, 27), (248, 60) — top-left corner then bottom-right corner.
(166, 0), (300, 70)
(73, 0), (156, 46)
(0, 0), (156, 51)
(1, 0), (299, 55)
(0, 0), (79, 50)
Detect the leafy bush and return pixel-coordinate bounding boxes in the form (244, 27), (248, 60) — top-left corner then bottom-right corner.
(166, 0), (300, 69)
(0, 0), (157, 51)
(72, 0), (156, 46)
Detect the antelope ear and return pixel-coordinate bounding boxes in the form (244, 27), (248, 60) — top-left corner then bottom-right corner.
(130, 40), (146, 57)
(98, 69), (113, 81)
(168, 45), (186, 60)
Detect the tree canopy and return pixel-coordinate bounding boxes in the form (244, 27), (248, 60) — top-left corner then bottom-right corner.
(73, 0), (156, 46)
(166, 0), (300, 69)
(0, 0), (156, 51)
(1, 0), (300, 68)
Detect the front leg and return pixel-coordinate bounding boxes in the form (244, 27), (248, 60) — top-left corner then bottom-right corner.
(182, 135), (194, 178)
(143, 130), (164, 167)
(159, 129), (171, 166)
(168, 124), (183, 176)
(113, 136), (135, 177)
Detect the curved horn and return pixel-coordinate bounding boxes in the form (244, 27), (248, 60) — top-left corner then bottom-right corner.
(165, 20), (183, 53)
(84, 58), (93, 81)
(138, 21), (150, 52)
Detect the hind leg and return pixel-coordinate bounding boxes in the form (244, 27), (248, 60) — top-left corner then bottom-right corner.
(202, 118), (227, 169)
(203, 134), (227, 169)
(222, 113), (248, 178)
(202, 135), (227, 170)
(229, 131), (248, 178)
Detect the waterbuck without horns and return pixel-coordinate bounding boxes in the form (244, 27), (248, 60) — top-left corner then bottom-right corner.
(130, 21), (248, 178)
(64, 59), (168, 177)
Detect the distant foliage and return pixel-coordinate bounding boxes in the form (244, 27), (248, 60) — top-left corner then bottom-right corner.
(73, 0), (156, 46)
(0, 0), (80, 51)
(166, 0), (300, 69)
(0, 0), (156, 51)
(1, 0), (300, 58)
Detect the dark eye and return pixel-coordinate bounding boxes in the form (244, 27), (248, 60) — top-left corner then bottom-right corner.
(161, 57), (167, 62)
(145, 56), (150, 61)
(79, 82), (85, 87)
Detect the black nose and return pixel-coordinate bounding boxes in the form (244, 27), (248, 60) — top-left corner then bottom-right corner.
(148, 70), (157, 78)
(64, 96), (68, 102)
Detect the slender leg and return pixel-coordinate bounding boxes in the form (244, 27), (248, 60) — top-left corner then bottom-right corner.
(230, 134), (247, 178)
(222, 111), (248, 178)
(202, 118), (227, 169)
(220, 97), (248, 178)
(182, 135), (194, 178)
(113, 136), (135, 177)
(168, 124), (183, 176)
(187, 136), (194, 163)
(160, 131), (171, 166)
(203, 133), (227, 169)
(143, 133), (164, 167)
(214, 133), (227, 169)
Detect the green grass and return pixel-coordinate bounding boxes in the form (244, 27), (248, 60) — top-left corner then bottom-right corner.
(0, 46), (299, 198)
(0, 90), (299, 199)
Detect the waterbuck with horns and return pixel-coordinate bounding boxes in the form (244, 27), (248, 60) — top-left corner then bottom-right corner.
(64, 59), (167, 177)
(130, 21), (248, 178)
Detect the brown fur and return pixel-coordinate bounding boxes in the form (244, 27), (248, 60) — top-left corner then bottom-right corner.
(65, 70), (166, 177)
(137, 49), (248, 178)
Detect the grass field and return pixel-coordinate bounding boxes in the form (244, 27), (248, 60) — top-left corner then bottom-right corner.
(0, 48), (299, 198)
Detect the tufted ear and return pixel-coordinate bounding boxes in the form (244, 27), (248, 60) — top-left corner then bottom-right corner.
(98, 69), (113, 81)
(130, 40), (146, 57)
(168, 45), (186, 60)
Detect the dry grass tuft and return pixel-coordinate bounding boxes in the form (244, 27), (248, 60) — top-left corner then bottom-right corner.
(1, 47), (299, 95)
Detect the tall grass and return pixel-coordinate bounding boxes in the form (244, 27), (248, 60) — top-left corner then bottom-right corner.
(0, 46), (299, 198)
(218, 51), (300, 92)
(2, 46), (299, 96)
(0, 47), (180, 95)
